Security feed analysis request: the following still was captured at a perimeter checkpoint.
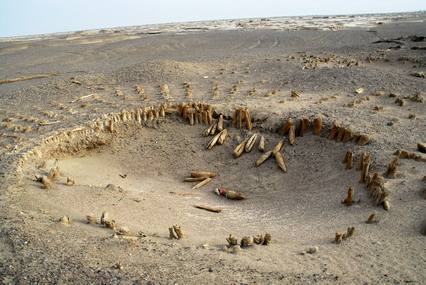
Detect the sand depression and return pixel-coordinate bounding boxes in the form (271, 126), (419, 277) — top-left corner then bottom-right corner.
(21, 105), (383, 253)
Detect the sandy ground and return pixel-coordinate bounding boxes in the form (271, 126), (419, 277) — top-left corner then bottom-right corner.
(0, 12), (425, 284)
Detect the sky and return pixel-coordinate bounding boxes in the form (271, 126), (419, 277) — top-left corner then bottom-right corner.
(0, 0), (425, 37)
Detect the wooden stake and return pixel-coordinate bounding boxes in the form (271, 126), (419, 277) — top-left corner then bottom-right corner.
(313, 116), (323, 135)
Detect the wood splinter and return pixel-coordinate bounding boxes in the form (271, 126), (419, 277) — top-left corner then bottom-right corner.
(193, 205), (222, 213)
(192, 177), (212, 190)
(233, 138), (248, 158)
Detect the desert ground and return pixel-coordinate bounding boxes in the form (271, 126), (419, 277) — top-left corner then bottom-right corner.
(0, 12), (425, 284)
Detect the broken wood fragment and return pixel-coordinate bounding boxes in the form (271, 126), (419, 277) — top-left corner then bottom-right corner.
(39, 176), (52, 189)
(343, 150), (353, 169)
(263, 233), (271, 245)
(192, 177), (212, 190)
(104, 220), (116, 229)
(281, 118), (293, 135)
(173, 225), (184, 239)
(291, 90), (301, 97)
(255, 151), (273, 167)
(335, 233), (343, 244)
(313, 116), (323, 135)
(258, 135), (265, 152)
(183, 177), (207, 182)
(59, 216), (71, 226)
(191, 171), (217, 178)
(253, 235), (264, 245)
(366, 213), (379, 224)
(217, 115), (224, 132)
(215, 187), (245, 200)
(417, 143), (426, 153)
(66, 177), (75, 186)
(385, 157), (399, 178)
(272, 140), (285, 153)
(342, 186), (355, 206)
(342, 128), (353, 143)
(357, 134), (370, 146)
(288, 125), (296, 145)
(193, 205), (222, 213)
(207, 132), (222, 150)
(367, 172), (390, 210)
(226, 234), (238, 247)
(209, 121), (218, 135)
(329, 122), (340, 140)
(244, 134), (258, 152)
(233, 108), (252, 130)
(297, 118), (310, 137)
(359, 153), (371, 183)
(394, 150), (426, 162)
(86, 214), (98, 224)
(240, 236), (254, 248)
(233, 138), (248, 158)
(169, 227), (179, 239)
(217, 129), (228, 145)
(274, 151), (287, 172)
(202, 123), (214, 136)
(0, 73), (57, 85)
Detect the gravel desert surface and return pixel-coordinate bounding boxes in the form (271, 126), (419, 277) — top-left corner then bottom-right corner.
(0, 12), (425, 284)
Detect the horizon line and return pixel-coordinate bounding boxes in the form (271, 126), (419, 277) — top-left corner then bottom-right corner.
(1, 10), (424, 40)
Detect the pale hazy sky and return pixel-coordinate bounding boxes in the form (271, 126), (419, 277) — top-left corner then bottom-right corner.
(0, 0), (425, 37)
